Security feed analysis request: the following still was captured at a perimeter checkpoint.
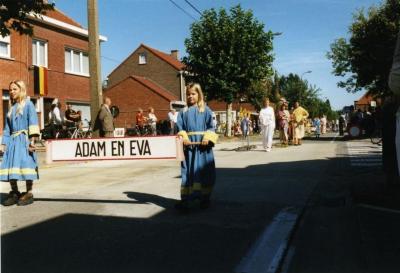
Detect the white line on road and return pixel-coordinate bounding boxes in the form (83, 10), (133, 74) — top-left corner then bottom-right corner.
(358, 204), (400, 214)
(235, 208), (299, 273)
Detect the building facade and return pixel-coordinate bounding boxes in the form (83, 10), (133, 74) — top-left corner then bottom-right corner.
(0, 9), (107, 134)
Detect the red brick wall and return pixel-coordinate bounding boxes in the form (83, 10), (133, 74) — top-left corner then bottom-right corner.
(107, 46), (182, 98)
(104, 77), (172, 128)
(0, 21), (90, 133)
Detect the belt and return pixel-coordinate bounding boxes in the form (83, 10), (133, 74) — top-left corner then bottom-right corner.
(187, 131), (205, 136)
(11, 130), (28, 138)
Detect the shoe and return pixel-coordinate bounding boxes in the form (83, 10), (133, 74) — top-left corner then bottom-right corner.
(3, 191), (21, 206)
(266, 148), (271, 152)
(17, 192), (34, 206)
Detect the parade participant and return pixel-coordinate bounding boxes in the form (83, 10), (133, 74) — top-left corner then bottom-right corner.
(277, 103), (290, 146)
(148, 107), (157, 136)
(176, 83), (218, 210)
(292, 101), (309, 145)
(135, 108), (146, 134)
(259, 98), (275, 152)
(98, 97), (114, 137)
(320, 115), (327, 134)
(314, 117), (321, 138)
(240, 114), (250, 138)
(167, 108), (178, 135)
(0, 80), (40, 206)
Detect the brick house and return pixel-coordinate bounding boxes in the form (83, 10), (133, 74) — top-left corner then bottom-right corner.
(0, 9), (107, 134)
(104, 44), (185, 128)
(354, 92), (382, 111)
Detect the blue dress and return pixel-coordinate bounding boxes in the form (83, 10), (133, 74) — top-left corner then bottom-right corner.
(0, 100), (40, 181)
(177, 106), (218, 202)
(314, 119), (321, 136)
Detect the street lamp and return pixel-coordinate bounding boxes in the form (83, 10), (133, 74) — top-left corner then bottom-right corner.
(301, 70), (312, 78)
(298, 71), (312, 104)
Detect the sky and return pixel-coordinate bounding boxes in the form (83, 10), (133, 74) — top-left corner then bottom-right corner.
(52, 0), (385, 110)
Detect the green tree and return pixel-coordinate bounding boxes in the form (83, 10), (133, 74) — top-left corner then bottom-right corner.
(183, 5), (274, 136)
(0, 0), (55, 37)
(279, 73), (319, 107)
(327, 0), (400, 97)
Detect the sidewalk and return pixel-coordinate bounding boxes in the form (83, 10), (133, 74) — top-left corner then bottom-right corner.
(285, 138), (400, 273)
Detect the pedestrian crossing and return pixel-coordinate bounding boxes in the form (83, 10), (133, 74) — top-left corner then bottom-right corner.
(346, 141), (382, 167)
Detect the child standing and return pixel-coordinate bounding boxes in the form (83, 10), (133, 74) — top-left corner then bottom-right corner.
(314, 117), (321, 139)
(1, 80), (40, 206)
(176, 83), (218, 210)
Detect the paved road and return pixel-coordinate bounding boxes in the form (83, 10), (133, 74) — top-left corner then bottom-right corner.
(1, 135), (339, 273)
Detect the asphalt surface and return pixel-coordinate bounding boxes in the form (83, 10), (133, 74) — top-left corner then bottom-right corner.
(1, 134), (347, 273)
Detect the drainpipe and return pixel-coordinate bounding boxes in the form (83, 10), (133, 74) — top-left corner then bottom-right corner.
(179, 71), (185, 102)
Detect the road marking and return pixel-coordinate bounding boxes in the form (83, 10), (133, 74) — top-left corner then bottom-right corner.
(330, 132), (340, 144)
(358, 203), (400, 214)
(235, 208), (299, 273)
(346, 142), (382, 168)
(280, 247), (296, 273)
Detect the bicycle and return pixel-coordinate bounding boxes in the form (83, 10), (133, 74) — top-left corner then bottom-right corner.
(370, 127), (382, 145)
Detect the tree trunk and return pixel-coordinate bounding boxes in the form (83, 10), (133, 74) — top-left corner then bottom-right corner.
(226, 103), (232, 137)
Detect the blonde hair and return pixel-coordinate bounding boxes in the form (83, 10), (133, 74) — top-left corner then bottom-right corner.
(186, 83), (205, 112)
(8, 80), (27, 118)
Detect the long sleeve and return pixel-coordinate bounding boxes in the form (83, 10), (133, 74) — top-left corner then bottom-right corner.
(176, 111), (189, 141)
(203, 108), (218, 144)
(27, 101), (40, 137)
(390, 31), (400, 95)
(1, 115), (10, 146)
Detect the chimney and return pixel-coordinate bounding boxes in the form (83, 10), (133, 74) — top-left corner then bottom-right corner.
(170, 50), (178, 60)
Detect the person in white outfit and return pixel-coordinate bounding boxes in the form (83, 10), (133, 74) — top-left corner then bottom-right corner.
(259, 98), (275, 152)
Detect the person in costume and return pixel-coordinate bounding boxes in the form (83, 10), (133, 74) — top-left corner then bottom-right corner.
(0, 80), (40, 206)
(292, 101), (309, 145)
(259, 98), (275, 152)
(176, 83), (218, 210)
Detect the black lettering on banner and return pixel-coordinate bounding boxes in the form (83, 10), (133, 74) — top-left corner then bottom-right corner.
(143, 140), (151, 155)
(111, 141), (118, 156)
(98, 141), (106, 156)
(82, 142), (89, 157)
(90, 142), (98, 156)
(130, 140), (137, 155)
(118, 141), (124, 156)
(75, 142), (82, 157)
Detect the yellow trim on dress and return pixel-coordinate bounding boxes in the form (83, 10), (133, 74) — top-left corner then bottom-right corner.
(203, 131), (218, 144)
(187, 131), (205, 136)
(178, 130), (189, 141)
(0, 168), (38, 176)
(29, 125), (40, 136)
(11, 130), (28, 138)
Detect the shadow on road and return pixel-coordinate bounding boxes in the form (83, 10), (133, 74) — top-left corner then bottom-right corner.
(1, 148), (398, 273)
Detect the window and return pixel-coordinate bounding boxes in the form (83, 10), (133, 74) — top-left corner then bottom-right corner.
(139, 53), (147, 64)
(65, 48), (89, 76)
(0, 35), (11, 58)
(32, 39), (48, 67)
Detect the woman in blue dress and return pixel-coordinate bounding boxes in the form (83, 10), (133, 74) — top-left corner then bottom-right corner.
(176, 83), (218, 210)
(1, 80), (40, 206)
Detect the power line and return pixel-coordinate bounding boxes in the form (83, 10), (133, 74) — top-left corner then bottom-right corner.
(184, 0), (202, 16)
(168, 0), (197, 20)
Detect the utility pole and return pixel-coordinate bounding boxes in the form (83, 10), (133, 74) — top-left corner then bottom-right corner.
(88, 0), (102, 136)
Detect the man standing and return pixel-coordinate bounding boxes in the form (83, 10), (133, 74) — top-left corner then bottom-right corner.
(167, 109), (178, 135)
(292, 101), (309, 145)
(98, 97), (114, 137)
(259, 98), (275, 152)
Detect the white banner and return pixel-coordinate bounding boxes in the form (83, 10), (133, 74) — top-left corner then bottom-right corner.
(46, 136), (183, 162)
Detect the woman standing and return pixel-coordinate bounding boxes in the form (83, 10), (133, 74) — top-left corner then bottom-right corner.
(147, 107), (158, 136)
(176, 83), (218, 210)
(259, 98), (275, 152)
(0, 80), (40, 206)
(277, 103), (290, 146)
(292, 101), (309, 145)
